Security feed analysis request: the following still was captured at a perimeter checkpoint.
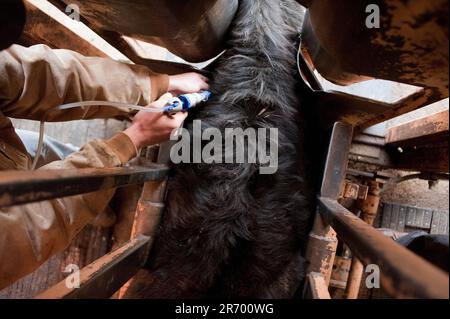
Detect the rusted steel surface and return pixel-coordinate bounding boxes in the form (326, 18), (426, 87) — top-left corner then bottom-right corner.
(386, 109), (449, 147)
(36, 235), (151, 299)
(360, 89), (445, 129)
(303, 0), (449, 90)
(390, 142), (449, 173)
(349, 141), (392, 167)
(306, 122), (353, 285)
(344, 259), (364, 299)
(304, 272), (332, 299)
(0, 224), (110, 298)
(320, 122), (354, 198)
(330, 256), (351, 289)
(131, 144), (171, 239)
(75, 28), (208, 76)
(341, 181), (369, 200)
(318, 197), (449, 299)
(131, 180), (167, 238)
(301, 0), (447, 130)
(50, 0), (238, 63)
(359, 181), (381, 226)
(0, 166), (169, 208)
(344, 181), (381, 299)
(20, 0), (110, 57)
(349, 108), (449, 172)
(46, 0), (208, 75)
(119, 144), (171, 298)
(111, 184), (144, 248)
(316, 87), (444, 130)
(306, 214), (338, 285)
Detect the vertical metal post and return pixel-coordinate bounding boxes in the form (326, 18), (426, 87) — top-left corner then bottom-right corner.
(306, 122), (353, 287)
(305, 211), (338, 285)
(344, 181), (380, 299)
(130, 142), (172, 239)
(118, 143), (172, 298)
(130, 179), (167, 238)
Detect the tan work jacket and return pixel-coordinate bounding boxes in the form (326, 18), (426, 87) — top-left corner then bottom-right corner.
(0, 44), (169, 289)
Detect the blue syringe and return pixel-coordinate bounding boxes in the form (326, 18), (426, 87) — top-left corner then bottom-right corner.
(163, 90), (212, 113)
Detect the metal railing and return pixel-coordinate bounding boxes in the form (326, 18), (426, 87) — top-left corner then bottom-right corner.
(305, 122), (449, 299)
(0, 162), (169, 298)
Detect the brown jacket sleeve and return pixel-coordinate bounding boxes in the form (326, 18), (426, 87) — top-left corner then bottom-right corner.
(0, 44), (169, 289)
(0, 44), (169, 122)
(0, 132), (138, 290)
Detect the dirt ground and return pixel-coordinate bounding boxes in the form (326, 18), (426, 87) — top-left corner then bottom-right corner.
(382, 175), (449, 211)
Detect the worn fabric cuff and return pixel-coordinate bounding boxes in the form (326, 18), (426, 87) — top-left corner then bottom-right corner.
(104, 132), (138, 165)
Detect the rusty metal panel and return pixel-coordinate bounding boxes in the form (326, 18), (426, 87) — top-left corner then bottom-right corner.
(320, 122), (354, 198)
(318, 197), (449, 299)
(51, 0), (238, 62)
(36, 235), (151, 299)
(303, 0), (449, 90)
(390, 142), (449, 173)
(330, 256), (351, 289)
(304, 272), (332, 299)
(0, 165), (168, 208)
(386, 109), (449, 147)
(20, 0), (114, 58)
(306, 122), (353, 285)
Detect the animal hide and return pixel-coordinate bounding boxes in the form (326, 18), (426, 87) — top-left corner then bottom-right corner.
(125, 0), (313, 299)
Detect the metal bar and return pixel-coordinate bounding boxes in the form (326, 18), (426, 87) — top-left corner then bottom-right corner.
(303, 272), (332, 299)
(316, 87), (445, 130)
(344, 260), (364, 299)
(35, 235), (152, 299)
(306, 122), (353, 286)
(50, 0), (238, 63)
(318, 197), (449, 299)
(305, 213), (337, 285)
(344, 181), (381, 299)
(21, 0), (127, 59)
(131, 180), (167, 238)
(391, 143), (449, 173)
(0, 166), (169, 208)
(360, 88), (444, 129)
(118, 142), (172, 298)
(320, 122), (354, 198)
(386, 109), (449, 147)
(116, 180), (166, 298)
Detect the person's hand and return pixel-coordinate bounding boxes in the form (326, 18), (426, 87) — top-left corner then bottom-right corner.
(124, 93), (187, 149)
(168, 72), (209, 95)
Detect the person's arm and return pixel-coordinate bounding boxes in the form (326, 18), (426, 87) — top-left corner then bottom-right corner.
(0, 44), (209, 126)
(0, 44), (169, 121)
(0, 43), (209, 289)
(0, 92), (196, 289)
